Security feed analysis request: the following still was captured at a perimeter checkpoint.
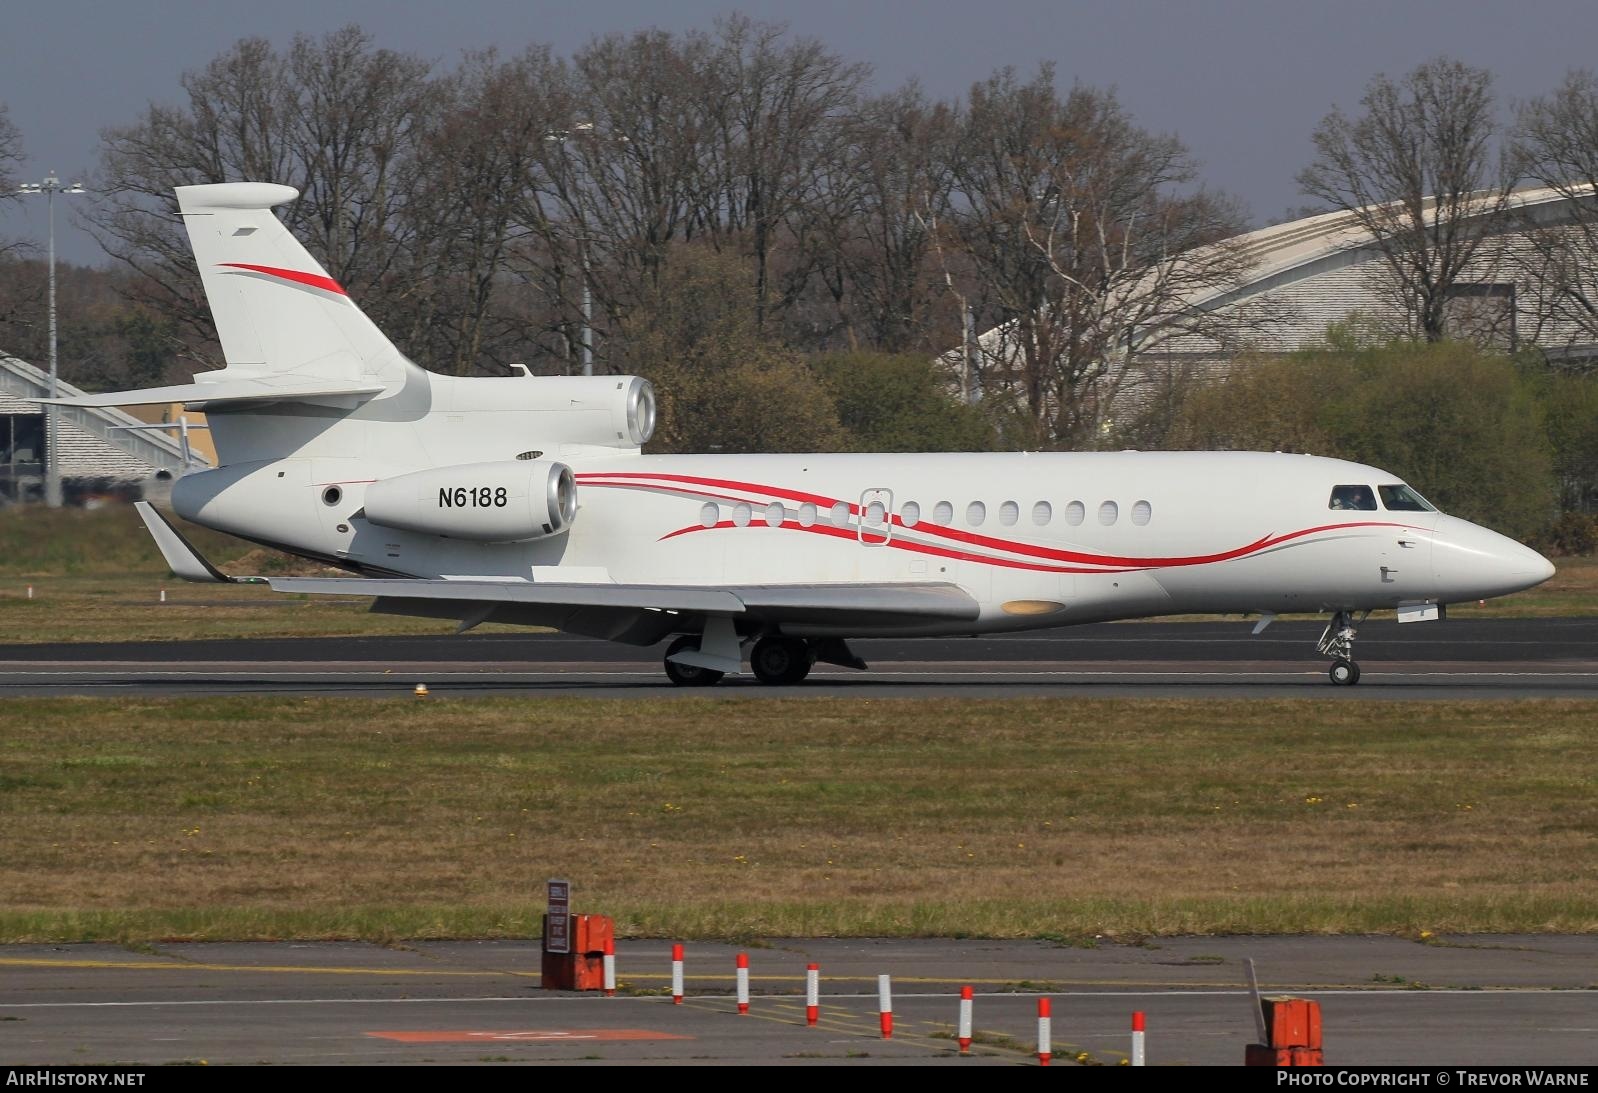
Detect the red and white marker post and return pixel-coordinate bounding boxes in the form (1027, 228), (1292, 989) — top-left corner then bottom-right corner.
(805, 963), (820, 1026)
(1131, 1010), (1146, 1066)
(878, 974), (893, 1039)
(671, 943), (684, 1005)
(735, 952), (750, 1014)
(602, 936), (615, 997)
(957, 985), (973, 1054)
(1037, 997), (1052, 1067)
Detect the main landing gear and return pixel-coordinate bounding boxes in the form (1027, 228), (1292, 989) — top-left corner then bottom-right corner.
(662, 632), (866, 687)
(749, 635), (815, 685)
(663, 635), (724, 687)
(1317, 610), (1368, 686)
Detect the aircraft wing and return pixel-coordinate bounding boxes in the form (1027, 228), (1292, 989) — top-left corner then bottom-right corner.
(267, 576), (977, 645)
(266, 576), (977, 620)
(266, 577), (746, 614)
(134, 502), (978, 645)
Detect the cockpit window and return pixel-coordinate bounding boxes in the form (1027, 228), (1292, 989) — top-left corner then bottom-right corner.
(1378, 484), (1436, 512)
(1329, 484), (1377, 511)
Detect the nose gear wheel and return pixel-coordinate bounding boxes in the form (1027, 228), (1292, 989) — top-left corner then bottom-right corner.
(1317, 610), (1368, 686)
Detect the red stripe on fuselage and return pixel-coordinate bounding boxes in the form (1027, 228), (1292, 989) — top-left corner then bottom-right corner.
(219, 262), (347, 296)
(576, 472), (1419, 569)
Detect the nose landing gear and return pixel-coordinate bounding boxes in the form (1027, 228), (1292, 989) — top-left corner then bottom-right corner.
(1318, 610), (1368, 685)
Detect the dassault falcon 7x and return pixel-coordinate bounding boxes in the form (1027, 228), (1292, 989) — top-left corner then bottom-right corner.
(44, 182), (1555, 686)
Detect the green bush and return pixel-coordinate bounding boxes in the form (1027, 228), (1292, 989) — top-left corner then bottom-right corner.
(1167, 340), (1556, 541)
(1533, 512), (1598, 557)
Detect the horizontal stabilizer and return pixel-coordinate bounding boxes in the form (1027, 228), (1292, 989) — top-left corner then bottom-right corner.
(36, 377), (384, 409)
(134, 502), (234, 583)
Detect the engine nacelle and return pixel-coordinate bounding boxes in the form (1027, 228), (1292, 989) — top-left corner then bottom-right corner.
(363, 460), (576, 542)
(444, 374), (657, 451)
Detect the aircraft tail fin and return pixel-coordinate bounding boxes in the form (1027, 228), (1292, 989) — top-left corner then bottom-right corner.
(175, 182), (415, 389)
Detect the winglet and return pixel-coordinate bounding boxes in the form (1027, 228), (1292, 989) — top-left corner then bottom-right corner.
(134, 501), (234, 583)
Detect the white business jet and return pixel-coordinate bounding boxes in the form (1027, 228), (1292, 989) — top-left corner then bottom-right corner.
(44, 183), (1555, 686)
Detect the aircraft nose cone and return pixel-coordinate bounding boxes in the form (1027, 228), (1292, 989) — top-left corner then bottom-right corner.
(1432, 516), (1556, 602)
(1520, 547), (1557, 586)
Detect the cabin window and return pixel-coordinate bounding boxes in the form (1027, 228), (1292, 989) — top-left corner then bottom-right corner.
(998, 500), (1019, 526)
(1032, 501), (1052, 526)
(1131, 499), (1152, 526)
(1329, 484), (1377, 511)
(901, 500), (921, 527)
(1064, 500), (1085, 526)
(733, 503), (752, 527)
(864, 500), (887, 527)
(798, 502), (817, 527)
(764, 502), (785, 526)
(1379, 484), (1436, 512)
(830, 501), (851, 528)
(699, 502), (719, 528)
(933, 500), (954, 525)
(966, 501), (987, 527)
(1098, 500), (1119, 526)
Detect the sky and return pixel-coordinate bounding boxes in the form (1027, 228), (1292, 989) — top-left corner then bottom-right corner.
(5, 0), (1598, 265)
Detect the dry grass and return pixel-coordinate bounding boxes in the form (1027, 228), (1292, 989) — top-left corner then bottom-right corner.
(0, 505), (516, 641)
(1, 696), (1594, 942)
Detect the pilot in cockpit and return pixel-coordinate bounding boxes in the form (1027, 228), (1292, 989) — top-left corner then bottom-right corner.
(1330, 485), (1376, 510)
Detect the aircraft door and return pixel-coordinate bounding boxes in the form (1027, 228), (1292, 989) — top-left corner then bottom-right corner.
(1380, 513), (1436, 599)
(858, 488), (893, 546)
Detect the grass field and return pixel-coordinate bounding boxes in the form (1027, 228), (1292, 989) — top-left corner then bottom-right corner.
(1, 696), (1594, 944)
(0, 503), (1592, 643)
(0, 504), (527, 641)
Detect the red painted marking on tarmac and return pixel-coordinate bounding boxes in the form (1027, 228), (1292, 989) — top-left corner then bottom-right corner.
(366, 1028), (692, 1043)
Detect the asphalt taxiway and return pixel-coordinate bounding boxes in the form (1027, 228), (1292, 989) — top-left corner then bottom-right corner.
(0, 618), (1594, 698)
(3, 936), (1595, 1066)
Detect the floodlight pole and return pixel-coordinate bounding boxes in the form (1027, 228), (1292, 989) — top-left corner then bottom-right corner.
(545, 122), (618, 378)
(18, 172), (87, 507)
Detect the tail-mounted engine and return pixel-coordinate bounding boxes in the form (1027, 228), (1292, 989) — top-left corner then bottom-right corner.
(363, 460), (577, 542)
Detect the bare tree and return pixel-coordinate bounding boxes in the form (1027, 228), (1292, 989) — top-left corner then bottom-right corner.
(942, 67), (1251, 447)
(510, 20), (867, 364)
(1298, 57), (1511, 342)
(0, 102), (27, 264)
(516, 27), (718, 369)
(283, 27), (434, 304)
(1511, 69), (1598, 352)
(90, 28), (437, 366)
(0, 102), (22, 201)
(404, 48), (566, 374)
(700, 16), (867, 330)
(811, 84), (955, 353)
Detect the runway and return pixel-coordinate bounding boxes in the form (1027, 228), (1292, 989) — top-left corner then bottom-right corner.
(3, 936), (1595, 1066)
(1, 618), (1595, 698)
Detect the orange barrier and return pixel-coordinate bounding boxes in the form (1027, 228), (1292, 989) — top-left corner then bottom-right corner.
(1245, 996), (1324, 1066)
(539, 913), (613, 991)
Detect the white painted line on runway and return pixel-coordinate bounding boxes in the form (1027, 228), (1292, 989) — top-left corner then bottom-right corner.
(0, 987), (1570, 1008)
(3, 669), (1595, 679)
